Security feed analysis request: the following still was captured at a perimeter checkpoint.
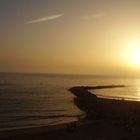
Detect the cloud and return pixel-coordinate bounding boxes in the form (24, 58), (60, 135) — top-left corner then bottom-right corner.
(81, 13), (106, 20)
(25, 14), (63, 24)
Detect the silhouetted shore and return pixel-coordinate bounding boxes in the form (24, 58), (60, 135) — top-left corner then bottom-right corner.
(69, 85), (140, 120)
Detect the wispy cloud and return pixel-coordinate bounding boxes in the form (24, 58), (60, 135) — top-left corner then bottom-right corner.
(81, 13), (106, 20)
(25, 14), (63, 24)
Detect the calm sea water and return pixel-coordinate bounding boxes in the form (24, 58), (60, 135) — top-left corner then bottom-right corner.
(0, 73), (140, 131)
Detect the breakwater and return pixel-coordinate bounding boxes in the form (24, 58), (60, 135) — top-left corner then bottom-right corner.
(69, 85), (140, 120)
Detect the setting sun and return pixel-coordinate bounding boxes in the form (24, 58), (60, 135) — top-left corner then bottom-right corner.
(123, 39), (140, 68)
(131, 47), (140, 66)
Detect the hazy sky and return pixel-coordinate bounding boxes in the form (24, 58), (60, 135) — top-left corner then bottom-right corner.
(1, 0), (140, 75)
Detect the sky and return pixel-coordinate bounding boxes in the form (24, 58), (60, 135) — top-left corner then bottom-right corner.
(1, 0), (140, 76)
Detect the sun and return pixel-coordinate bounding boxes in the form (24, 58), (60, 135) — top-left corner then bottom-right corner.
(123, 39), (140, 68)
(131, 47), (140, 66)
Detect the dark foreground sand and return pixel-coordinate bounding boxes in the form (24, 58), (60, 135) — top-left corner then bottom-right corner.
(1, 119), (140, 140)
(1, 85), (140, 140)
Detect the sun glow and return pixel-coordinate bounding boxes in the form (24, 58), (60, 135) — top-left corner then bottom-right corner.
(123, 39), (140, 68)
(131, 47), (140, 66)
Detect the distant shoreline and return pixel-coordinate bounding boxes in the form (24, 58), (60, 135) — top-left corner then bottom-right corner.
(1, 72), (140, 79)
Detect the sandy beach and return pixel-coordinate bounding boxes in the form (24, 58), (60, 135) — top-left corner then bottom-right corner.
(1, 85), (140, 140)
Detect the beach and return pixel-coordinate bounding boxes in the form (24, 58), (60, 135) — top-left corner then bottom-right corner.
(0, 119), (135, 140)
(1, 85), (140, 140)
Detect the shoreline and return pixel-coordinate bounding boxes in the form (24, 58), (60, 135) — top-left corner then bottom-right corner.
(1, 85), (140, 140)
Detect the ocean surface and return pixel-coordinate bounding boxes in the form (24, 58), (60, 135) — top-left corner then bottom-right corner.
(1, 73), (140, 131)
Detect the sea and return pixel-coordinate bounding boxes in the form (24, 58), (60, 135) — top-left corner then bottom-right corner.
(1, 72), (140, 131)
